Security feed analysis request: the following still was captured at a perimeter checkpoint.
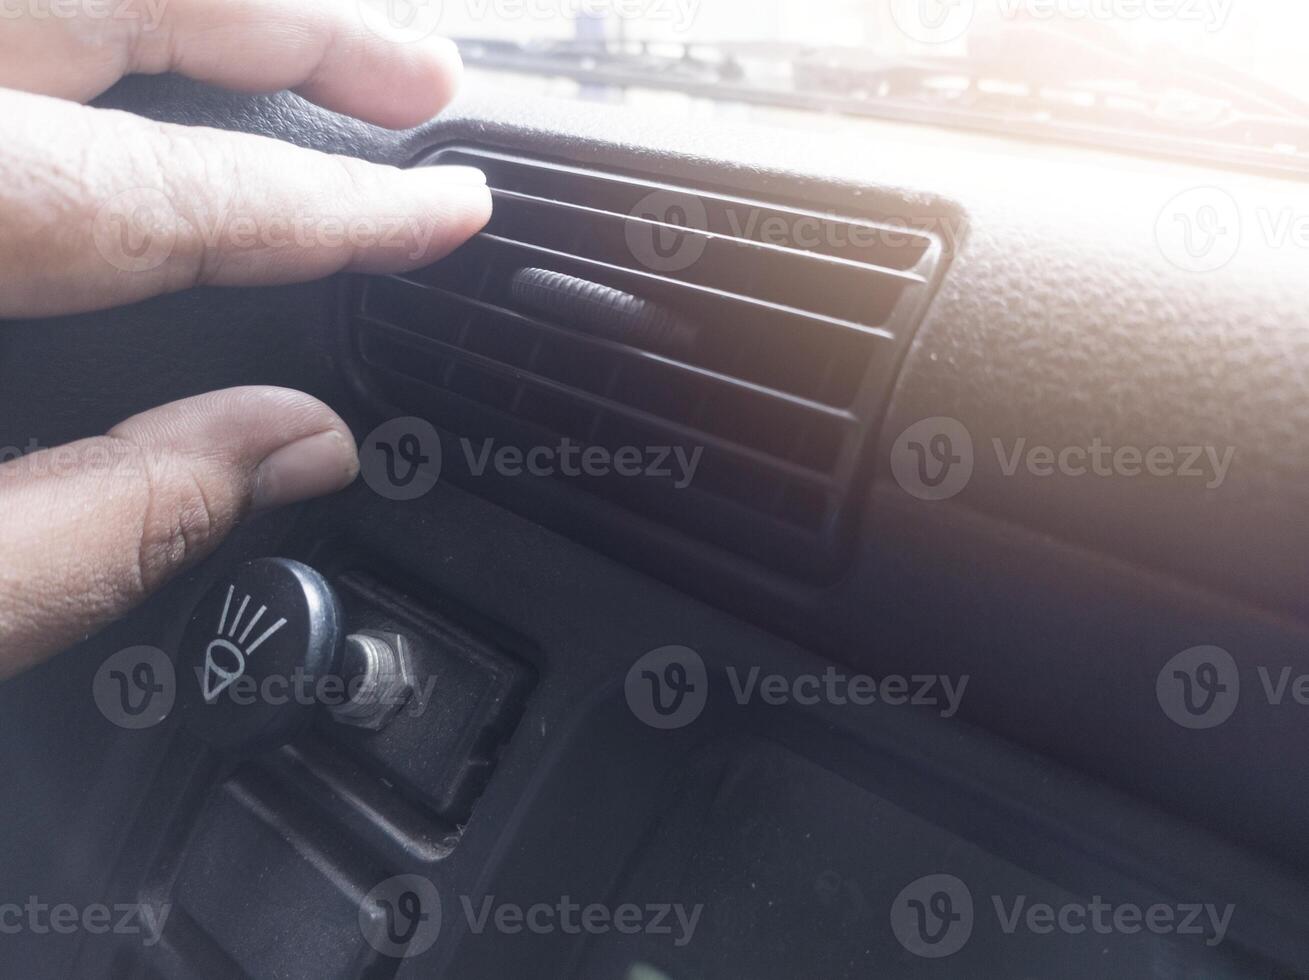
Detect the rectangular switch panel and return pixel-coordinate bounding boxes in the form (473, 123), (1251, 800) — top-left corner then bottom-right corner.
(318, 570), (535, 824)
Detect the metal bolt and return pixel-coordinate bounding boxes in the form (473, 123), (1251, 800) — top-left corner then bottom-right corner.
(329, 630), (418, 731)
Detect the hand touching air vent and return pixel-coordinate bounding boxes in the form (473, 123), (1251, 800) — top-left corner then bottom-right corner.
(345, 147), (949, 577)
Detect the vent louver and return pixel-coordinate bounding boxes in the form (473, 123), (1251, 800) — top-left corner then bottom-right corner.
(345, 147), (946, 577)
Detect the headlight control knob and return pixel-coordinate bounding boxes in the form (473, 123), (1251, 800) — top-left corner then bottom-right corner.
(178, 558), (417, 753)
(179, 558), (345, 752)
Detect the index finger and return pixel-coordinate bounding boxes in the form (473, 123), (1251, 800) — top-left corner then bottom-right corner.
(5, 0), (464, 130)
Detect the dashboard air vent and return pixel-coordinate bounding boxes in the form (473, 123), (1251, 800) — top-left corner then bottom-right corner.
(345, 147), (947, 577)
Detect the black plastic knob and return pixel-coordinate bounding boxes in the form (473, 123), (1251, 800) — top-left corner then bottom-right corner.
(178, 558), (345, 753)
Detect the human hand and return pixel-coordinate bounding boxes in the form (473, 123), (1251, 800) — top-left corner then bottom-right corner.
(0, 0), (487, 677)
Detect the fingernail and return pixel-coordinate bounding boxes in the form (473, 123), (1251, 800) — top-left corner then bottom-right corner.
(252, 430), (359, 512)
(419, 165), (487, 186)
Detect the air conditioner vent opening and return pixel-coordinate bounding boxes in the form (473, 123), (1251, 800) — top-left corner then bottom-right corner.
(345, 146), (948, 577)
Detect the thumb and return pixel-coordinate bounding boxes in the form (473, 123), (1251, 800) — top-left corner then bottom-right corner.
(0, 387), (359, 680)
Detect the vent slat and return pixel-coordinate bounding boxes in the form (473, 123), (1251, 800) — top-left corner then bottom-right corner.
(487, 187), (923, 327)
(356, 314), (843, 492)
(345, 363), (839, 563)
(344, 146), (947, 576)
(418, 235), (881, 406)
(437, 146), (937, 273)
(371, 276), (859, 426)
(492, 188), (925, 280)
(472, 233), (897, 342)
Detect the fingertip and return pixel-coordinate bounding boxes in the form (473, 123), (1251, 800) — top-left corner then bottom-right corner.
(299, 32), (465, 130)
(252, 428), (360, 512)
(421, 165), (488, 186)
(405, 165), (492, 219)
(346, 174), (492, 274)
(400, 35), (465, 126)
(418, 178), (494, 263)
